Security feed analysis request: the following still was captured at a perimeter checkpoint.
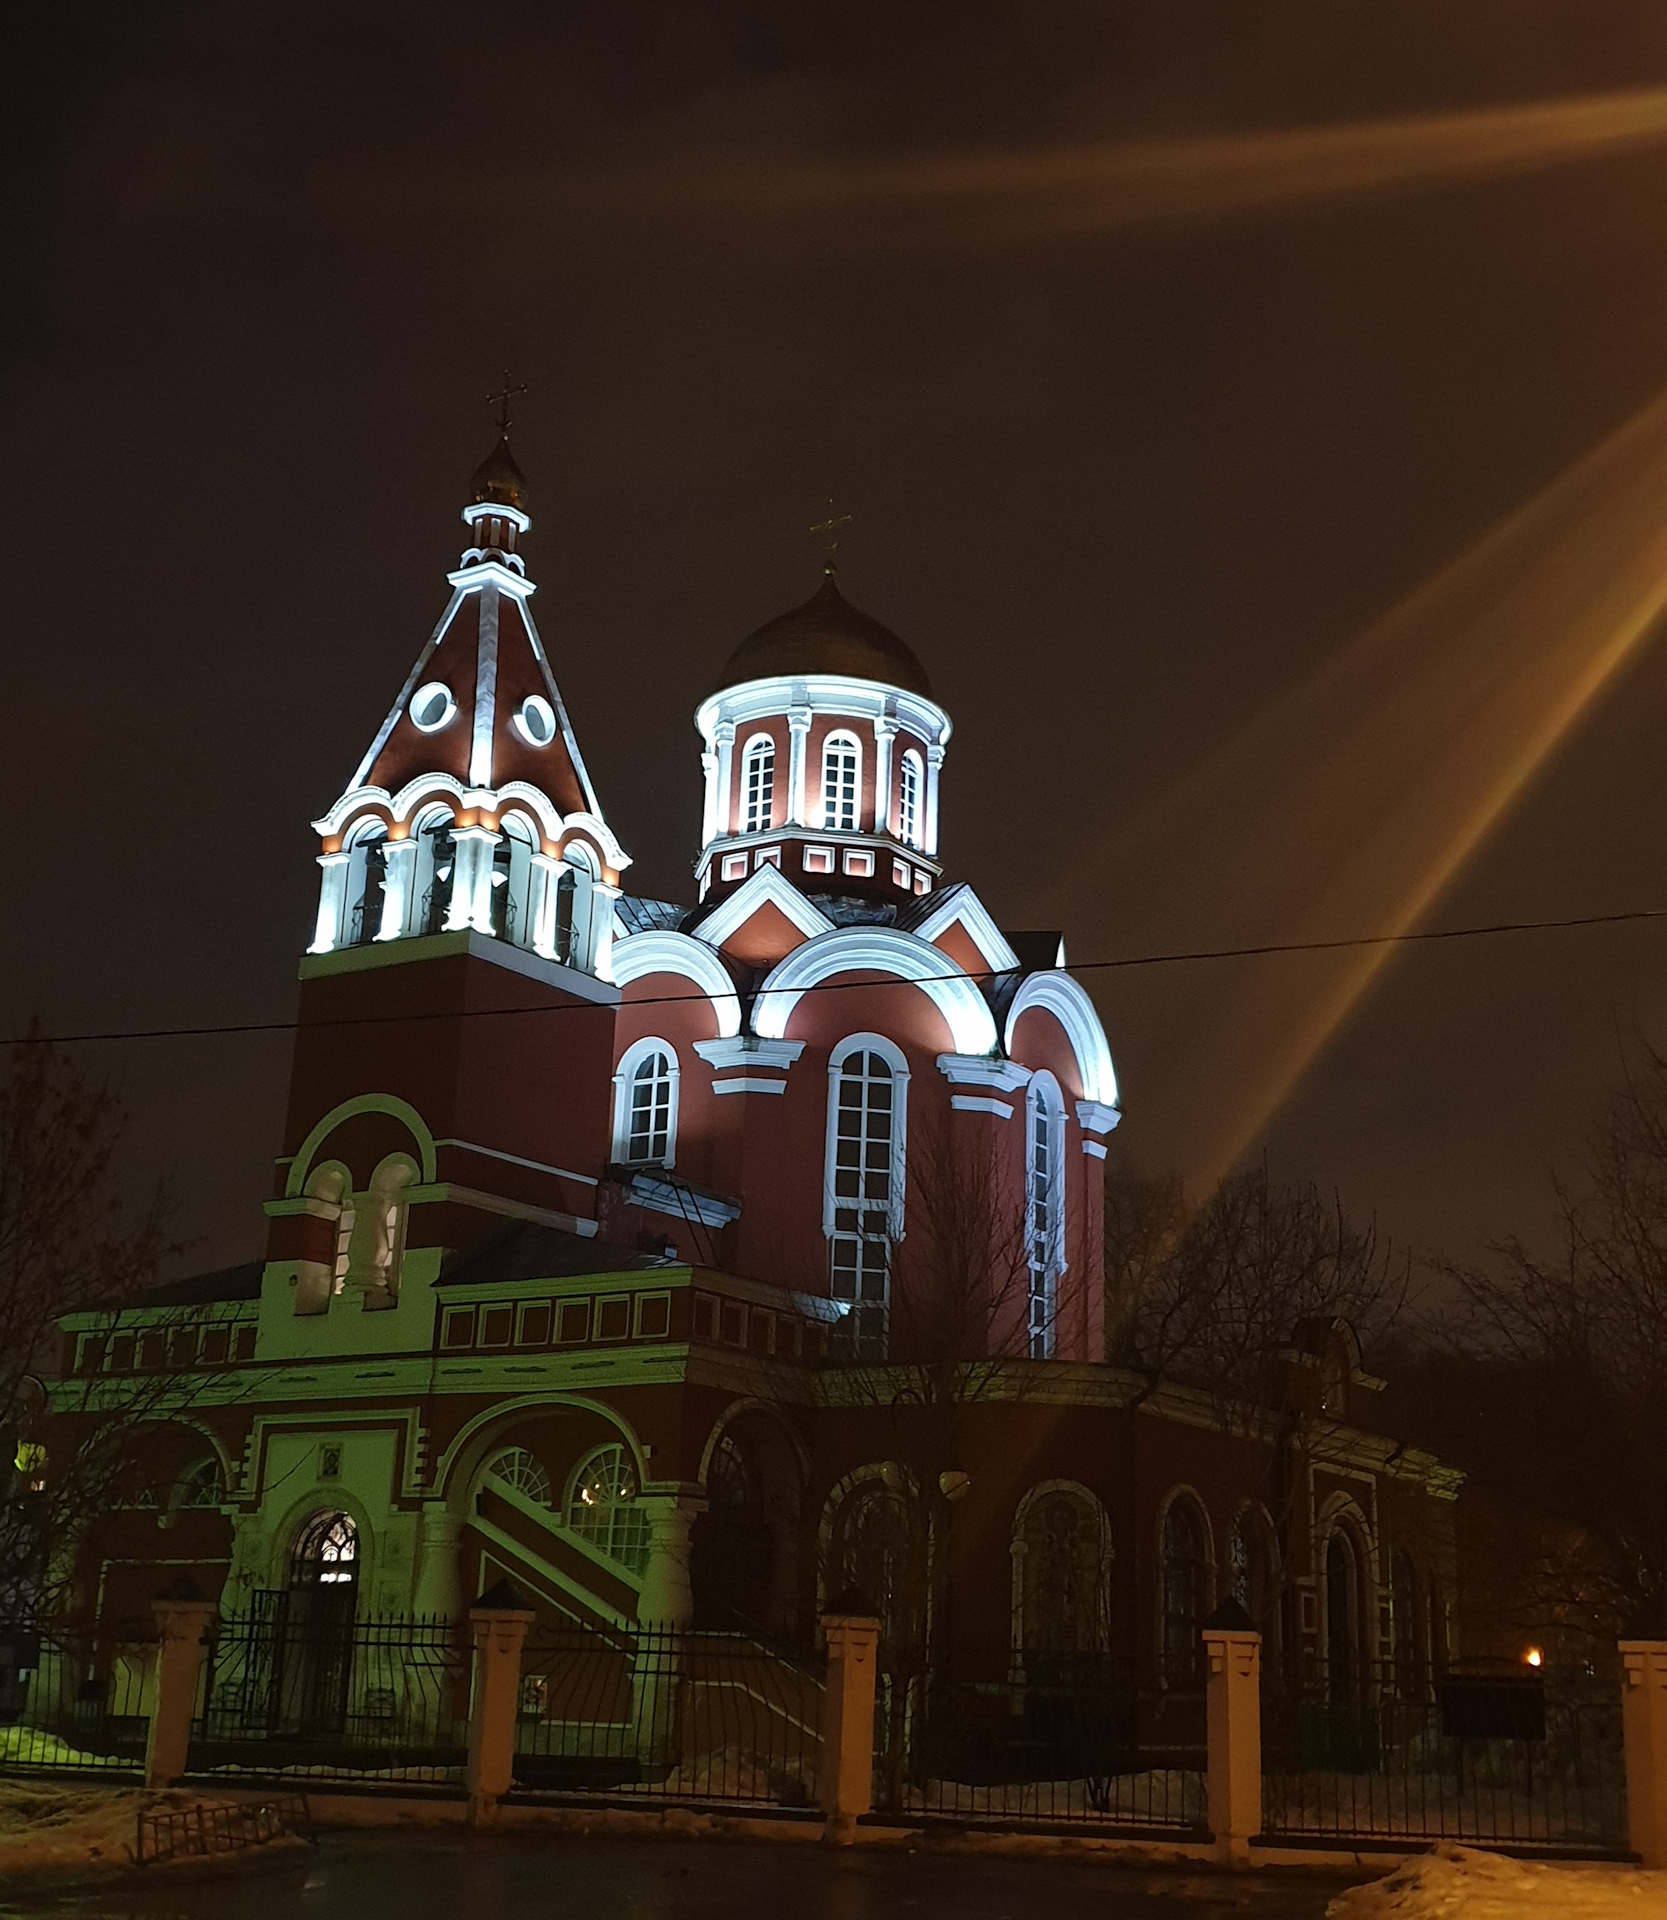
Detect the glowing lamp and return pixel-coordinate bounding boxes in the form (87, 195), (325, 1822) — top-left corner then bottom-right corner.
(1525, 1647), (1543, 1668)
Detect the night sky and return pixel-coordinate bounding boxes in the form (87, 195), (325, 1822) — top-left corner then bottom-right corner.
(9, 2), (1667, 1279)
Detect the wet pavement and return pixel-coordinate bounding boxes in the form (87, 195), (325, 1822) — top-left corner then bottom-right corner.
(0, 1828), (1365, 1920)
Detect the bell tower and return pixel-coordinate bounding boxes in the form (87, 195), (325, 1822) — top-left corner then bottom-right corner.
(306, 409), (629, 977)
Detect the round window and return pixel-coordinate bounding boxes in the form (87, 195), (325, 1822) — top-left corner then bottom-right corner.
(515, 695), (556, 748)
(411, 683), (456, 733)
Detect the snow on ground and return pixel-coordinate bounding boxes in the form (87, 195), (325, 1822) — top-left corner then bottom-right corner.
(1328, 1845), (1667, 1918)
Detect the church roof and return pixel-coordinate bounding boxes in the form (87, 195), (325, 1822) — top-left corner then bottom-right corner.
(471, 429), (527, 509)
(718, 573), (934, 700)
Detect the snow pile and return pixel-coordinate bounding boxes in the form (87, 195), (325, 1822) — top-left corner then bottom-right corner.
(1329, 1845), (1667, 1919)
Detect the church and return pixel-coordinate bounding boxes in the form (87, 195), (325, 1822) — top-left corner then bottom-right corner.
(62, 422), (1459, 1698)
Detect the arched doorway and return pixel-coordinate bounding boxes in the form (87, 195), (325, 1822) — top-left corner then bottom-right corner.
(691, 1433), (774, 1632)
(262, 1510), (360, 1733)
(1325, 1530), (1361, 1701)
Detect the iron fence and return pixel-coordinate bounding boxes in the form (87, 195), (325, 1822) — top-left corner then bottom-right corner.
(190, 1601), (469, 1785)
(511, 1624), (823, 1807)
(1260, 1660), (1627, 1854)
(872, 1649), (1208, 1832)
(0, 1628), (153, 1776)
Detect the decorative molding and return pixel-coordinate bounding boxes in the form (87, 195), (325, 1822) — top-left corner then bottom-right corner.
(950, 1094), (1013, 1119)
(1005, 973), (1119, 1109)
(1081, 1139), (1109, 1160)
(693, 1037), (807, 1070)
(610, 932), (743, 1039)
(693, 861), (834, 951)
(1075, 1099), (1120, 1135)
(623, 1172), (741, 1228)
(754, 928), (999, 1056)
(711, 1076), (789, 1097)
(938, 1053), (1031, 1092)
(911, 884), (1021, 975)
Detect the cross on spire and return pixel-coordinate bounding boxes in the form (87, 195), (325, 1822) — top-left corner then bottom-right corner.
(810, 499), (853, 573)
(487, 370), (528, 436)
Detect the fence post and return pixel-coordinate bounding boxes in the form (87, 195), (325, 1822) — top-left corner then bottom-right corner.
(1620, 1639), (1667, 1867)
(146, 1587), (217, 1788)
(467, 1579), (534, 1824)
(820, 1603), (881, 1845)
(1202, 1604), (1262, 1868)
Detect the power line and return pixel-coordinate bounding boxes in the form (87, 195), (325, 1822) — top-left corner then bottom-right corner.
(9, 903), (1667, 1051)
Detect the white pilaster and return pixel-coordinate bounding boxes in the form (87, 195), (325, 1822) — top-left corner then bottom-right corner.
(713, 721), (736, 840)
(700, 750), (720, 847)
(309, 852), (350, 954)
(529, 852), (560, 959)
(469, 585), (500, 790)
(925, 743), (946, 857)
(590, 882), (622, 982)
(872, 715), (898, 837)
(451, 826), (497, 934)
(787, 705), (812, 826)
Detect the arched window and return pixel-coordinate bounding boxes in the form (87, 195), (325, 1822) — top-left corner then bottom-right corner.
(414, 808), (457, 936)
(555, 840), (598, 968)
(172, 1457), (224, 1510)
(898, 750), (923, 849)
(1325, 1530), (1361, 1700)
(568, 1444), (648, 1573)
(341, 1156), (413, 1308)
(1229, 1507), (1280, 1650)
(343, 820), (388, 947)
(826, 1038), (908, 1361)
(692, 1431), (774, 1631)
(291, 1510), (358, 1587)
(1160, 1498), (1207, 1683)
(1025, 1073), (1066, 1359)
(613, 1040), (678, 1168)
(1020, 1486), (1108, 1668)
(821, 731), (861, 833)
(741, 735), (775, 836)
(486, 1446), (552, 1506)
(490, 814), (537, 948)
(834, 1479), (911, 1646)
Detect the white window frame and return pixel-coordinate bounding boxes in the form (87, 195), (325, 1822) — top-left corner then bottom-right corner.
(612, 1036), (680, 1169)
(741, 733), (776, 836)
(820, 730), (862, 833)
(1025, 1070), (1067, 1359)
(824, 1034), (910, 1359)
(898, 749), (924, 849)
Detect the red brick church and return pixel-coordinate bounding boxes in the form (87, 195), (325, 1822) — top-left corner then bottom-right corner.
(64, 423), (1458, 1696)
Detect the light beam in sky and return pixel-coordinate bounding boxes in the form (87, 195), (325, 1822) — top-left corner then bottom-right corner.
(561, 88), (1667, 240)
(1043, 389), (1667, 1193)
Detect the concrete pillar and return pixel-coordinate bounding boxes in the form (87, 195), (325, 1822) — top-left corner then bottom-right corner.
(412, 1502), (462, 1621)
(820, 1612), (881, 1844)
(633, 1491), (704, 1766)
(787, 707), (811, 826)
(1621, 1640), (1667, 1867)
(1203, 1624), (1262, 1867)
(309, 851), (350, 954)
(466, 1586), (534, 1824)
(145, 1595), (218, 1788)
(378, 837), (417, 940)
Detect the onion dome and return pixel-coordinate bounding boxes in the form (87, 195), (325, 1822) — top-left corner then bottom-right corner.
(719, 572), (933, 700)
(471, 430), (527, 510)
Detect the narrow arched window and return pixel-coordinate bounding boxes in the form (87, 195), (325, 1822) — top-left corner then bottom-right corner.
(486, 1447), (553, 1506)
(835, 1480), (910, 1646)
(490, 813), (537, 948)
(414, 808), (457, 936)
(614, 1040), (678, 1167)
(568, 1443), (648, 1573)
(826, 1041), (906, 1360)
(1021, 1487), (1108, 1666)
(741, 735), (775, 835)
(172, 1458), (224, 1510)
(821, 732), (861, 833)
(1025, 1073), (1066, 1358)
(343, 821), (388, 947)
(557, 840), (598, 969)
(1392, 1548), (1420, 1698)
(898, 750), (923, 849)
(291, 1510), (358, 1588)
(1160, 1499), (1206, 1682)
(1326, 1531), (1361, 1701)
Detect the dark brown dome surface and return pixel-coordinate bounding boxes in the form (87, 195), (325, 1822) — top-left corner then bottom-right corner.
(471, 431), (527, 509)
(719, 574), (934, 700)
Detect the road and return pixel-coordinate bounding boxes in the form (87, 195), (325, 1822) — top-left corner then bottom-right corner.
(0, 1828), (1364, 1920)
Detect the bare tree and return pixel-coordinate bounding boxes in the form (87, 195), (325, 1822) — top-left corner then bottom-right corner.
(1432, 1038), (1667, 1644)
(0, 1026), (195, 1625)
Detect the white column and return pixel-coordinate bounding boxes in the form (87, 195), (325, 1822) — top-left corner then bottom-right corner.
(469, 585), (500, 790)
(528, 852), (560, 958)
(413, 1502), (464, 1619)
(589, 882), (621, 982)
(787, 707), (812, 826)
(379, 838), (417, 941)
(713, 722), (736, 839)
(450, 826), (497, 933)
(925, 743), (946, 857)
(309, 852), (350, 954)
(872, 716), (897, 837)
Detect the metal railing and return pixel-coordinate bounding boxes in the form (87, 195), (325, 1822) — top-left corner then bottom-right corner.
(1260, 1659), (1627, 1854)
(0, 1629), (153, 1776)
(190, 1607), (469, 1785)
(511, 1624), (823, 1808)
(872, 1649), (1208, 1833)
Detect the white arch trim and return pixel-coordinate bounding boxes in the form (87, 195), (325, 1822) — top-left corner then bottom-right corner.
(753, 929), (999, 1056)
(1004, 970), (1118, 1109)
(611, 932), (742, 1039)
(285, 1094), (438, 1197)
(430, 1392), (650, 1502)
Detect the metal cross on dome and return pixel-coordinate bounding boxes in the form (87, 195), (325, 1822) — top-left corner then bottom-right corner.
(487, 371), (528, 435)
(811, 499), (853, 570)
